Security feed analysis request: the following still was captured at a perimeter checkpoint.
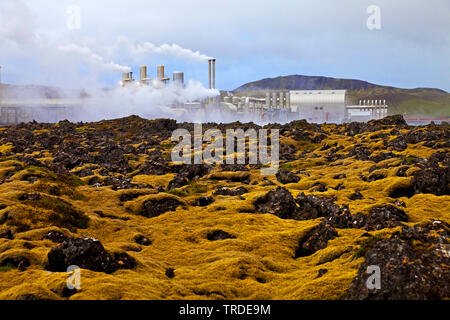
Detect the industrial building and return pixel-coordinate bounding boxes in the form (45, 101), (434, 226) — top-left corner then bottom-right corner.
(0, 66), (76, 125)
(120, 65), (178, 87)
(0, 59), (391, 125)
(223, 90), (388, 123)
(0, 60), (218, 124)
(120, 58), (217, 89)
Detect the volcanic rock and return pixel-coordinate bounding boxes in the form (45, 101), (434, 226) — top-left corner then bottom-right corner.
(295, 222), (338, 257)
(275, 169), (300, 184)
(45, 237), (134, 274)
(347, 221), (450, 299)
(295, 192), (341, 220)
(213, 186), (248, 196)
(411, 162), (449, 196)
(139, 197), (183, 218)
(193, 196), (214, 207)
(134, 235), (151, 246)
(207, 230), (236, 241)
(254, 187), (299, 219)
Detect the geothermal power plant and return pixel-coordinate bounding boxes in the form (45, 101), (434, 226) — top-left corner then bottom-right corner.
(119, 58), (217, 89)
(0, 59), (390, 124)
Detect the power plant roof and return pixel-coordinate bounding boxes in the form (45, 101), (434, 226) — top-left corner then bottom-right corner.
(290, 90), (346, 104)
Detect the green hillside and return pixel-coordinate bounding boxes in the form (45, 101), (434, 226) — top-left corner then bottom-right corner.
(232, 75), (450, 117)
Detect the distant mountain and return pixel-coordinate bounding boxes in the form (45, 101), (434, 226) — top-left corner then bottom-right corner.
(232, 75), (450, 117)
(234, 75), (389, 92)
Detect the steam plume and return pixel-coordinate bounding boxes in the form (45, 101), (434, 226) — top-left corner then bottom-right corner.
(58, 44), (131, 73)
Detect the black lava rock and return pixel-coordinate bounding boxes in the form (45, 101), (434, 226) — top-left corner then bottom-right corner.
(254, 187), (299, 220)
(207, 230), (236, 241)
(295, 222), (338, 257)
(347, 221), (450, 299)
(275, 169), (300, 184)
(45, 237), (134, 274)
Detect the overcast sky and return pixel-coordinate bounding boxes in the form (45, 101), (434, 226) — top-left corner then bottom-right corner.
(0, 0), (449, 91)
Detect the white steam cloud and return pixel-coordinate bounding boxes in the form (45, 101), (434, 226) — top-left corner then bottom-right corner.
(73, 81), (220, 123)
(130, 41), (213, 62)
(58, 44), (131, 73)
(0, 0), (37, 46)
(0, 0), (213, 85)
(1, 0), (221, 124)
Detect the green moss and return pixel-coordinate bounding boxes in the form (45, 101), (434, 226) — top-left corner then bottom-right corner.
(26, 166), (58, 179)
(59, 174), (86, 187)
(166, 183), (208, 198)
(297, 141), (319, 152)
(353, 233), (386, 259)
(75, 127), (91, 134)
(124, 154), (137, 161)
(279, 162), (295, 171)
(159, 143), (173, 150)
(280, 159), (325, 171)
(0, 156), (17, 162)
(33, 181), (85, 200)
(185, 183), (208, 194)
(405, 156), (417, 165)
(30, 196), (89, 230)
(0, 263), (16, 272)
(166, 189), (188, 197)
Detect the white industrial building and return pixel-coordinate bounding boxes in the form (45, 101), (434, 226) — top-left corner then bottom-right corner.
(289, 90), (347, 123)
(224, 90), (388, 123)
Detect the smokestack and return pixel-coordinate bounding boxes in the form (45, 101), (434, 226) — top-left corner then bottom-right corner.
(157, 65), (170, 83)
(120, 71), (134, 86)
(140, 66), (147, 82)
(208, 59), (212, 89)
(173, 71), (184, 86)
(212, 59), (216, 89)
(157, 65), (164, 80)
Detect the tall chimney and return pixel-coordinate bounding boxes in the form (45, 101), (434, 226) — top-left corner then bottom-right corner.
(173, 71), (184, 86)
(212, 59), (216, 89)
(157, 65), (164, 80)
(157, 65), (170, 83)
(208, 59), (212, 89)
(140, 66), (147, 82)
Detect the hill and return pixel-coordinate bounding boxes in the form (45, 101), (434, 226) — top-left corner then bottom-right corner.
(233, 75), (450, 117)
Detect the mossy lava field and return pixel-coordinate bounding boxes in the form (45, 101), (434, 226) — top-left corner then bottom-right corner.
(0, 115), (448, 300)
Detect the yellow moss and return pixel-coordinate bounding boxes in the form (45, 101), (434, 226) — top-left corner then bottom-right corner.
(399, 142), (439, 159)
(382, 177), (413, 197)
(403, 194), (450, 223)
(0, 143), (13, 154)
(131, 173), (175, 188)
(0, 121), (449, 300)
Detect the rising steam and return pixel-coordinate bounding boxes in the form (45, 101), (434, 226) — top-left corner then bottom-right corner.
(0, 0), (221, 123)
(73, 81), (220, 123)
(58, 44), (131, 73)
(126, 40), (213, 62)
